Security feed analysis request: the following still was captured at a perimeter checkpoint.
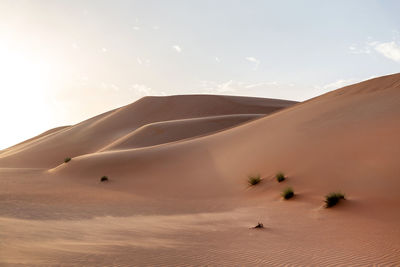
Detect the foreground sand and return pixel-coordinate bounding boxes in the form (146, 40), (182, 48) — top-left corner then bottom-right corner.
(1, 74), (400, 266)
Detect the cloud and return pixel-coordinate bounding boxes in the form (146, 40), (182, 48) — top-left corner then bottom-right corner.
(133, 26), (140, 31)
(100, 82), (120, 92)
(152, 26), (160, 30)
(348, 44), (371, 54)
(110, 84), (119, 92)
(245, 57), (260, 70)
(172, 45), (182, 53)
(349, 39), (400, 62)
(136, 57), (150, 66)
(130, 84), (152, 95)
(130, 84), (166, 96)
(199, 80), (294, 95)
(199, 80), (240, 93)
(245, 81), (278, 88)
(215, 57), (220, 63)
(319, 79), (357, 91)
(217, 80), (235, 92)
(372, 41), (400, 62)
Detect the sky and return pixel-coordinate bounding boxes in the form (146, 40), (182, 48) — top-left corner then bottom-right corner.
(0, 0), (399, 149)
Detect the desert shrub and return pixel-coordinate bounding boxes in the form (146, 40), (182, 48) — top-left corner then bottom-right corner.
(276, 172), (285, 182)
(281, 187), (294, 200)
(248, 175), (261, 186)
(100, 176), (109, 182)
(253, 222), (264, 229)
(325, 192), (345, 208)
(64, 157), (71, 163)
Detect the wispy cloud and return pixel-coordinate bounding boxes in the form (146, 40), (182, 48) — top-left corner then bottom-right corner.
(130, 84), (152, 95)
(372, 41), (400, 62)
(136, 57), (150, 66)
(319, 79), (357, 91)
(199, 80), (240, 93)
(349, 39), (400, 63)
(245, 81), (278, 88)
(129, 83), (166, 96)
(133, 26), (140, 31)
(199, 80), (293, 95)
(245, 57), (260, 70)
(100, 82), (120, 92)
(348, 44), (371, 54)
(172, 45), (182, 53)
(215, 57), (220, 63)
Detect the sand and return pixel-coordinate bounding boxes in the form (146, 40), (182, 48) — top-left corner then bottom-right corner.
(1, 74), (400, 266)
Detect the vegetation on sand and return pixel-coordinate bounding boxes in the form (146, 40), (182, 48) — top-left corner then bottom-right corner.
(253, 222), (264, 229)
(325, 192), (345, 208)
(281, 187), (294, 200)
(276, 172), (285, 182)
(248, 175), (261, 186)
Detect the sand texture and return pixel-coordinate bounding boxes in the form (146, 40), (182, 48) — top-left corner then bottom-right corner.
(1, 74), (400, 266)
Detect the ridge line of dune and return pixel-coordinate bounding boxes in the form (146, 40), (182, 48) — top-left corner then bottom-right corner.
(97, 113), (266, 152)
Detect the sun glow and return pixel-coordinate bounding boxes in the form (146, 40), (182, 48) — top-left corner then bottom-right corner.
(0, 40), (52, 149)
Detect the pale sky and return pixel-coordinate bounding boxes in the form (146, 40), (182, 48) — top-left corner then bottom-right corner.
(0, 0), (399, 149)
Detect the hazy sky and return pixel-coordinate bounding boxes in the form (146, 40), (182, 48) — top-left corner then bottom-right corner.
(0, 0), (399, 149)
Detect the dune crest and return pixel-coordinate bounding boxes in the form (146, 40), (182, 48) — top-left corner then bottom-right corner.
(0, 95), (296, 168)
(1, 74), (400, 266)
(100, 114), (264, 151)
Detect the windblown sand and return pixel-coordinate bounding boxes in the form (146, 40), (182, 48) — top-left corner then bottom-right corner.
(1, 75), (400, 266)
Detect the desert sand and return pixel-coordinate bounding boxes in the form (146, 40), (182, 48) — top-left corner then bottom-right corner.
(1, 74), (400, 266)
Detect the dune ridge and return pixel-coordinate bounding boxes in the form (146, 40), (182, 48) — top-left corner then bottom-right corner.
(52, 73), (400, 199)
(100, 114), (264, 151)
(0, 95), (296, 168)
(1, 73), (400, 266)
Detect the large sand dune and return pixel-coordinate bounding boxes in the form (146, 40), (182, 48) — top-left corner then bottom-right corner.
(1, 74), (400, 266)
(100, 114), (264, 151)
(0, 95), (295, 168)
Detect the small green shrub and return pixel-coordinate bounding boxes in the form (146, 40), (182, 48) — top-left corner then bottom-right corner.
(64, 157), (71, 163)
(325, 192), (345, 208)
(281, 187), (294, 200)
(100, 176), (109, 182)
(248, 175), (261, 186)
(276, 172), (285, 182)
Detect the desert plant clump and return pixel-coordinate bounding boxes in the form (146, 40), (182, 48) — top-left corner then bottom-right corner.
(64, 157), (71, 163)
(253, 222), (264, 229)
(325, 192), (345, 208)
(276, 172), (285, 182)
(281, 187), (294, 200)
(248, 175), (261, 186)
(100, 176), (109, 182)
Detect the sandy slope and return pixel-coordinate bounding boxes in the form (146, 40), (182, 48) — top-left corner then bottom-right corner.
(0, 95), (295, 168)
(101, 114), (264, 151)
(1, 74), (400, 266)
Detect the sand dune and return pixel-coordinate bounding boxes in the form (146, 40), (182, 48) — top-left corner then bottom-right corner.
(1, 74), (400, 266)
(0, 95), (296, 168)
(53, 74), (400, 199)
(101, 114), (264, 151)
